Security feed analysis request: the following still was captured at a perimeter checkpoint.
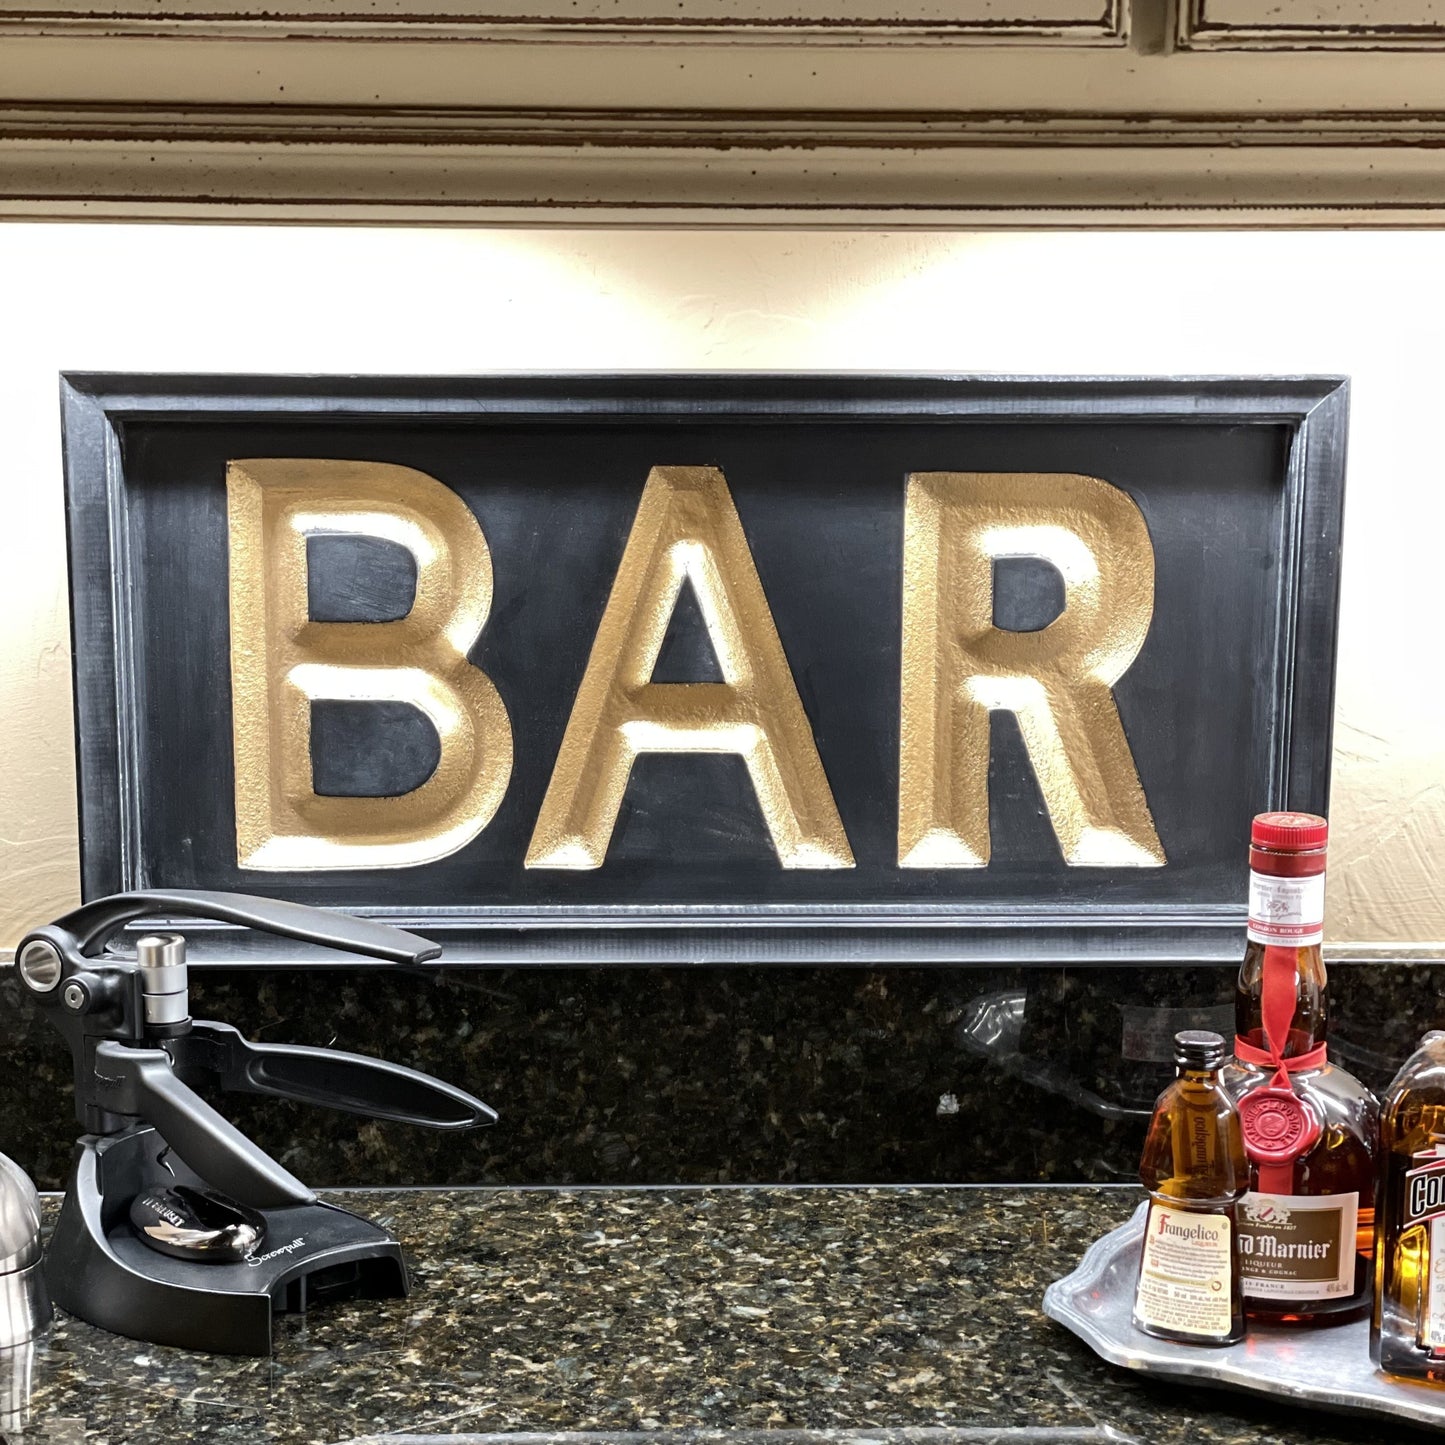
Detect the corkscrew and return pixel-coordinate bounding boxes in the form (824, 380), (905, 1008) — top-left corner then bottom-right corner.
(15, 889), (495, 1355)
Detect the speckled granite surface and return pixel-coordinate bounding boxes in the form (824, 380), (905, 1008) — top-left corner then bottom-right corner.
(12, 1186), (1438, 1445)
(2, 962), (1430, 1190)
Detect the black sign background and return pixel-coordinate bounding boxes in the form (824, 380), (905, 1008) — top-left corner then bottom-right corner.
(62, 375), (1347, 965)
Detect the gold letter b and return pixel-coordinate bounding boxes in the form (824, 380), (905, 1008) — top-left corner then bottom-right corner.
(226, 459), (513, 871)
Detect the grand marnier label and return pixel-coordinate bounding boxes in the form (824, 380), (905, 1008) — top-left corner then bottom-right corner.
(1237, 1191), (1357, 1300)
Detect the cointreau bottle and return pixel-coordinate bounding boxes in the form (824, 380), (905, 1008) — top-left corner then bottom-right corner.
(1373, 1031), (1445, 1380)
(1223, 812), (1378, 1323)
(1134, 1030), (1247, 1346)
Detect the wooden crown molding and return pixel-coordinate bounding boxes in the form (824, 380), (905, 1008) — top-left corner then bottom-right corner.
(0, 0), (1128, 44)
(1181, 0), (1445, 49)
(7, 20), (1445, 223)
(9, 113), (1445, 227)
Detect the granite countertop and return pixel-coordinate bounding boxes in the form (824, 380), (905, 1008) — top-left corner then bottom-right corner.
(13, 1186), (1429, 1445)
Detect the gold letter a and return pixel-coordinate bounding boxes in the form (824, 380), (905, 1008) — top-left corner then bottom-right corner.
(527, 466), (854, 871)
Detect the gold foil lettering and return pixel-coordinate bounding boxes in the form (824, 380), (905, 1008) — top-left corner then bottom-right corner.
(227, 459), (513, 870)
(898, 471), (1164, 869)
(526, 466), (853, 870)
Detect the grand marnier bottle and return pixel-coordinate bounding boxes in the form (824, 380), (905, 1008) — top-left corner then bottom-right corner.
(1222, 812), (1378, 1322)
(1373, 1031), (1445, 1380)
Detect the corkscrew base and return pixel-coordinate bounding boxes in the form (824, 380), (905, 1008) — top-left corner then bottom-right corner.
(45, 1127), (409, 1356)
(1044, 1202), (1445, 1432)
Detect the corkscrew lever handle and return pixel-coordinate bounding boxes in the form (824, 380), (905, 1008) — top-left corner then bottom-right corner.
(173, 1023), (497, 1130)
(51, 890), (440, 965)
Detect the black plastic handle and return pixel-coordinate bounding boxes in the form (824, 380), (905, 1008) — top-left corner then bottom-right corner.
(93, 1041), (316, 1208)
(181, 1022), (496, 1130)
(53, 890), (441, 965)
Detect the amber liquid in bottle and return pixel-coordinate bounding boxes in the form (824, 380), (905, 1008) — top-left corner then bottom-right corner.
(1224, 940), (1378, 1322)
(1134, 1032), (1247, 1346)
(1222, 813), (1378, 1325)
(1373, 1031), (1445, 1381)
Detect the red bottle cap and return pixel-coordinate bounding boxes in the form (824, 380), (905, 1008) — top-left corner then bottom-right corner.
(1251, 811), (1328, 852)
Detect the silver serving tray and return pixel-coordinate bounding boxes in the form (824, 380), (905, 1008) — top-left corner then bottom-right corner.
(1044, 1203), (1445, 1431)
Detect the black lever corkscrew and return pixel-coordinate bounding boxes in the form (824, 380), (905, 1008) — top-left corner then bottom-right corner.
(14, 889), (496, 1355)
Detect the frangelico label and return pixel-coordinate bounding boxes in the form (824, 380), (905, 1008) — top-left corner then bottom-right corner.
(1237, 1191), (1357, 1300)
(1134, 1203), (1235, 1339)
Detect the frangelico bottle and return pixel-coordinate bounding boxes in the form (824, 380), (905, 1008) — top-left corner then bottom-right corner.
(1373, 1031), (1445, 1381)
(1222, 812), (1378, 1323)
(1134, 1030), (1247, 1346)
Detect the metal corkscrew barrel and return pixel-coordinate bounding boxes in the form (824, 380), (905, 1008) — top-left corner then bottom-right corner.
(136, 932), (189, 1028)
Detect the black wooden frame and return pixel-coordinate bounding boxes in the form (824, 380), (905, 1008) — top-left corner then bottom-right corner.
(60, 373), (1349, 967)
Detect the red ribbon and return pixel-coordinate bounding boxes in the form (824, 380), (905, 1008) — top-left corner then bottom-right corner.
(1236, 943), (1324, 1195)
(1261, 942), (1305, 1088)
(1233, 1038), (1327, 1073)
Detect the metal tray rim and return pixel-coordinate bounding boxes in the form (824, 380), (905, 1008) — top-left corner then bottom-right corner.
(1043, 1202), (1445, 1432)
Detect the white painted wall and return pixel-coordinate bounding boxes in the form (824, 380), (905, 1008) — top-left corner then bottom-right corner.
(2, 226), (1439, 951)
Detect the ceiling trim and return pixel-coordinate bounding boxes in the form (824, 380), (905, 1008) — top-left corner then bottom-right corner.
(9, 109), (1445, 225)
(1180, 0), (1445, 49)
(7, 25), (1445, 224)
(0, 0), (1128, 44)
